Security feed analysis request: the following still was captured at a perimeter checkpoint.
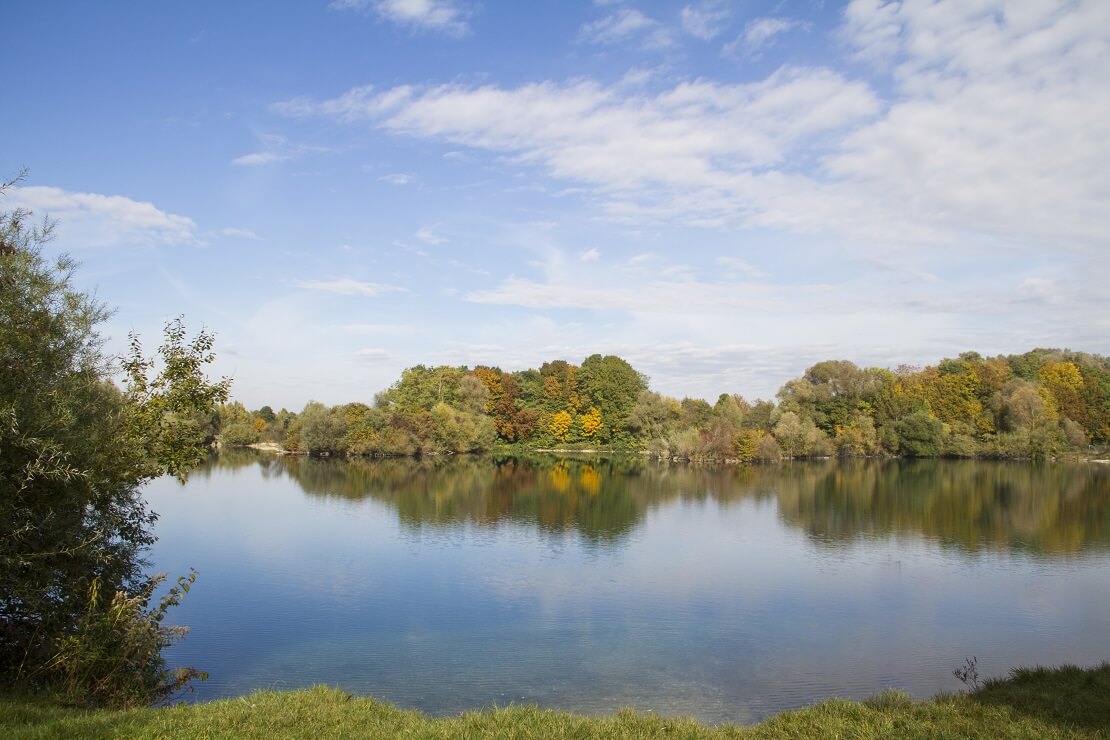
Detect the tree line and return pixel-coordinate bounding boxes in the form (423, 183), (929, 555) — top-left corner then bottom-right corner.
(218, 349), (1109, 461)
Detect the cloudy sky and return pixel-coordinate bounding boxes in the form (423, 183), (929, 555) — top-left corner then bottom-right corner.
(7, 1), (1109, 410)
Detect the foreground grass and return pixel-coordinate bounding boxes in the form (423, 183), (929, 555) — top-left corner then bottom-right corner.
(4, 663), (1108, 739)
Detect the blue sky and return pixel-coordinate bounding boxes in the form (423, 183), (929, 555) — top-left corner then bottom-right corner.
(6, 0), (1109, 410)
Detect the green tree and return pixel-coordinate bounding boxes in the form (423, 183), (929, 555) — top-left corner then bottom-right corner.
(377, 365), (467, 412)
(217, 401), (260, 446)
(0, 180), (228, 704)
(772, 411), (830, 458)
(576, 354), (647, 443)
(626, 390), (681, 444)
(895, 410), (945, 457)
(297, 401), (348, 455)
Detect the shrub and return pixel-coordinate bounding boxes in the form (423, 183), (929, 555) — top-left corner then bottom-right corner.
(43, 571), (205, 708)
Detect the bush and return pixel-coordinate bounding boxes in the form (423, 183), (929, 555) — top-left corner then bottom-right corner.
(44, 572), (205, 708)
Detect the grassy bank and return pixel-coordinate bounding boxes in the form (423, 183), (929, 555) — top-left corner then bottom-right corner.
(5, 663), (1108, 739)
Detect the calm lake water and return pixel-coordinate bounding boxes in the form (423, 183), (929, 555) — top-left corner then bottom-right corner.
(145, 452), (1110, 725)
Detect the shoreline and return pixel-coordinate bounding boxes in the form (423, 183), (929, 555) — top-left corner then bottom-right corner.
(5, 662), (1108, 738)
(232, 442), (1110, 465)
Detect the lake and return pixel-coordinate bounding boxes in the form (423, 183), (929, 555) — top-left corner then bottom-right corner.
(144, 452), (1110, 725)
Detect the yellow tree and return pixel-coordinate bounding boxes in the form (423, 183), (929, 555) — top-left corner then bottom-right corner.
(1040, 361), (1085, 424)
(550, 410), (573, 442)
(579, 406), (602, 439)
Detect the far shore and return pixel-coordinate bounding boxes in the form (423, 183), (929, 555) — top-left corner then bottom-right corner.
(234, 442), (1109, 465)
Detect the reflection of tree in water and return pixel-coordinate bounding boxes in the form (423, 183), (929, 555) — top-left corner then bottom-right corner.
(204, 453), (769, 545)
(190, 447), (284, 478)
(773, 460), (1110, 555)
(204, 453), (1110, 554)
(279, 455), (655, 544)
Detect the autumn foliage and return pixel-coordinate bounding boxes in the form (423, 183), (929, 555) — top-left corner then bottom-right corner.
(219, 348), (1110, 461)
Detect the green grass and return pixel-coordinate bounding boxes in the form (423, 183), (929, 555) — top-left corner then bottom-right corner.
(4, 663), (1108, 739)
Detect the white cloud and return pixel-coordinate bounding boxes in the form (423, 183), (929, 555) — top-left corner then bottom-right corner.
(332, 0), (469, 37)
(627, 252), (658, 268)
(379, 172), (415, 185)
(340, 322), (412, 336)
(580, 8), (674, 50)
(279, 68), (877, 204)
(724, 17), (807, 57)
(415, 226), (446, 244)
(231, 151), (289, 167)
(681, 1), (730, 41)
(838, 0), (902, 64)
(578, 247), (601, 262)
(221, 227), (260, 240)
(353, 347), (393, 362)
(277, 1), (1110, 252)
(231, 133), (328, 167)
(296, 278), (404, 297)
(715, 256), (766, 279)
(828, 0), (1110, 248)
(747, 17), (805, 50)
(465, 276), (771, 314)
(6, 185), (197, 247)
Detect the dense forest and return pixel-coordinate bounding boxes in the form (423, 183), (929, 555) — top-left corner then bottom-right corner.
(214, 349), (1110, 461)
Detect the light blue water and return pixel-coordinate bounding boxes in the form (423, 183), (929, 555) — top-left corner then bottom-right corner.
(145, 454), (1110, 725)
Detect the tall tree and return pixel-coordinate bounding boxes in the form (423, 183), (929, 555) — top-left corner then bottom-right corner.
(576, 354), (647, 442)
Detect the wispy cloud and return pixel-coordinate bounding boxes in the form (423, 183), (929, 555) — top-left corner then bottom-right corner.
(231, 151), (290, 167)
(681, 1), (730, 41)
(578, 247), (601, 262)
(828, 0), (1110, 248)
(276, 70), (879, 230)
(715, 256), (766, 279)
(296, 278), (404, 297)
(580, 8), (674, 50)
(339, 322), (412, 336)
(6, 185), (197, 247)
(331, 0), (470, 37)
(277, 0), (1110, 252)
(221, 227), (261, 240)
(725, 17), (807, 57)
(379, 172), (416, 185)
(353, 347), (393, 362)
(231, 133), (327, 167)
(415, 226), (446, 244)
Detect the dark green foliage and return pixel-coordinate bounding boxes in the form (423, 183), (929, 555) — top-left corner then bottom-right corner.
(576, 354), (648, 442)
(896, 410), (945, 457)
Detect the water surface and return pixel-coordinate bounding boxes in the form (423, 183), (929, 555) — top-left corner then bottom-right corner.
(145, 453), (1110, 725)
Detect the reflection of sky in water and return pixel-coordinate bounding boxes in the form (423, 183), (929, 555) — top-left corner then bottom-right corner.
(146, 457), (1110, 725)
